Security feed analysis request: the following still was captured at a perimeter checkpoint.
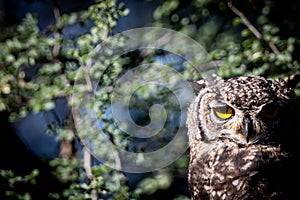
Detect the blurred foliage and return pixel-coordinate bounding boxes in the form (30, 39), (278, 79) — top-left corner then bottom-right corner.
(137, 0), (300, 199)
(153, 0), (300, 82)
(0, 0), (135, 199)
(1, 0), (300, 199)
(0, 169), (39, 200)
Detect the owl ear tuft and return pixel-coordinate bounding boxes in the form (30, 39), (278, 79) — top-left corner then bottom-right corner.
(281, 72), (300, 89)
(188, 79), (208, 93)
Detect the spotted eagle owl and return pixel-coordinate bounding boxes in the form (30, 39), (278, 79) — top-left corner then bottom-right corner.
(186, 75), (299, 200)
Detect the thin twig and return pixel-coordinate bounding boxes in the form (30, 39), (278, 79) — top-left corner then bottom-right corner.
(79, 28), (124, 175)
(84, 63), (94, 93)
(228, 2), (280, 55)
(78, 134), (96, 199)
(83, 143), (94, 180)
(52, 2), (62, 58)
(70, 107), (95, 182)
(228, 2), (262, 39)
(83, 26), (110, 93)
(53, 3), (61, 24)
(53, 1), (75, 160)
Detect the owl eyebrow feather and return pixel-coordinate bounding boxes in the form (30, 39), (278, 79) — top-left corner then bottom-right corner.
(209, 100), (228, 108)
(256, 100), (275, 113)
(215, 94), (224, 102)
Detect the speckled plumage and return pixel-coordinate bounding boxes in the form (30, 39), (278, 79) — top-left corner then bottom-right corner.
(221, 76), (294, 110)
(187, 75), (298, 200)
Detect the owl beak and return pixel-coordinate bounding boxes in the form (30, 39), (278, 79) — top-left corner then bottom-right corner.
(243, 118), (253, 143)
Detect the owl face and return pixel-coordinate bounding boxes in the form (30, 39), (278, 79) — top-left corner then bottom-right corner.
(194, 76), (295, 146)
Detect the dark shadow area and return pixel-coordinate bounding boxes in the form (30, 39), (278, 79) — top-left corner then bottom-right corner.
(0, 111), (68, 200)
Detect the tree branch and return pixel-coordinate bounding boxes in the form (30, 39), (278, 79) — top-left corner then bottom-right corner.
(227, 2), (280, 55)
(52, 1), (62, 58)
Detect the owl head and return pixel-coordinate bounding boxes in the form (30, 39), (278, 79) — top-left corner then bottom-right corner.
(187, 75), (296, 147)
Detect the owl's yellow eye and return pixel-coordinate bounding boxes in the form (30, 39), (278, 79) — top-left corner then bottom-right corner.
(260, 105), (279, 121)
(213, 106), (234, 120)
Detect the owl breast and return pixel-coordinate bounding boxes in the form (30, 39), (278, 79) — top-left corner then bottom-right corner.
(188, 141), (290, 200)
